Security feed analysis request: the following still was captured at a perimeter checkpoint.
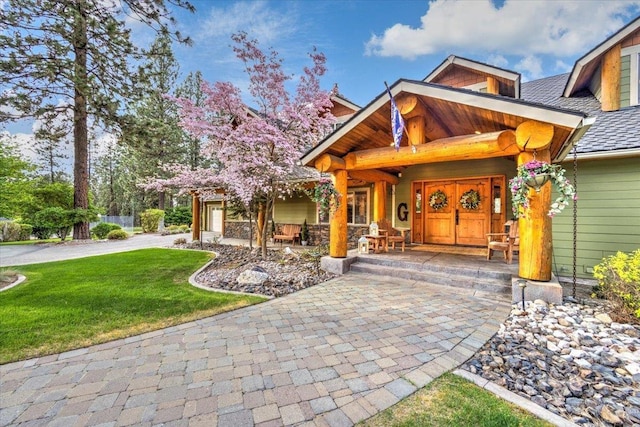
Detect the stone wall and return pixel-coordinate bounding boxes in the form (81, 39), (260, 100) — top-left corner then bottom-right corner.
(224, 220), (369, 248)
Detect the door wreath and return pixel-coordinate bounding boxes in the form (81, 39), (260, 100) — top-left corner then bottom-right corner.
(428, 190), (448, 210)
(460, 189), (481, 210)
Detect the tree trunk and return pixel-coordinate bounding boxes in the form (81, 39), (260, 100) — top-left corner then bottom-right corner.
(72, 1), (90, 240)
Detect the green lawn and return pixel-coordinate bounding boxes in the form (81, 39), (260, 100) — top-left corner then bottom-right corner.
(360, 373), (552, 427)
(0, 248), (265, 364)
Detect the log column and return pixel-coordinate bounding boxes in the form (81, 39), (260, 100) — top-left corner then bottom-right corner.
(191, 191), (200, 241)
(517, 149), (552, 281)
(373, 181), (387, 221)
(329, 169), (348, 258)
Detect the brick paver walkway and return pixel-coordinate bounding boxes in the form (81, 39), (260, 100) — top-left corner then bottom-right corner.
(1, 273), (510, 427)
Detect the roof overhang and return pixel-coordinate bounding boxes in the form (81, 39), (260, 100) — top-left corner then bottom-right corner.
(301, 79), (586, 173)
(563, 15), (640, 97)
(424, 55), (521, 98)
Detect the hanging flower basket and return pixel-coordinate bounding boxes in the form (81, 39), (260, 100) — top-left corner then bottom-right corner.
(307, 176), (341, 216)
(428, 190), (448, 210)
(460, 189), (481, 210)
(509, 160), (576, 218)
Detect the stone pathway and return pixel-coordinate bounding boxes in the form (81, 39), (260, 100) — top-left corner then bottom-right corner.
(1, 273), (510, 427)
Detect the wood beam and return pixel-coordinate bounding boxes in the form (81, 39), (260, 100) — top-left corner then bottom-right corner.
(601, 43), (621, 112)
(343, 131), (519, 170)
(315, 154), (345, 173)
(349, 169), (399, 185)
(487, 76), (499, 95)
(329, 170), (348, 258)
(373, 181), (387, 221)
(517, 149), (552, 281)
(515, 121), (554, 151)
(191, 192), (200, 241)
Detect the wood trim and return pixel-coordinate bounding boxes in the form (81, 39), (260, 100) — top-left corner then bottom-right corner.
(601, 43), (621, 111)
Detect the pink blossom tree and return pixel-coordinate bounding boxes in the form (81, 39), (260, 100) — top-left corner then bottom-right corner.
(151, 32), (335, 258)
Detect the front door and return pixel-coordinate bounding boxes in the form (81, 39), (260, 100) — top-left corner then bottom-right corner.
(414, 177), (493, 246)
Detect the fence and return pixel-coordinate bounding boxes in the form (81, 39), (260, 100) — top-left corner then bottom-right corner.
(90, 216), (134, 234)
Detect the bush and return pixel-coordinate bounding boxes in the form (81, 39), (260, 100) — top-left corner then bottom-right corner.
(140, 209), (165, 233)
(18, 223), (32, 241)
(164, 206), (191, 226)
(106, 229), (128, 240)
(33, 207), (74, 241)
(593, 249), (640, 323)
(91, 222), (122, 240)
(0, 221), (22, 242)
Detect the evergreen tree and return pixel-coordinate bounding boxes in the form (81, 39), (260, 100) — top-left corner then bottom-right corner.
(122, 31), (184, 210)
(0, 0), (193, 239)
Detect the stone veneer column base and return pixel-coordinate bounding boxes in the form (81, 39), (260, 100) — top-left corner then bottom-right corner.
(320, 255), (358, 275)
(512, 274), (563, 305)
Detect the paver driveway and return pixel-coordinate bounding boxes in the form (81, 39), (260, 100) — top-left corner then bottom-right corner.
(1, 273), (510, 427)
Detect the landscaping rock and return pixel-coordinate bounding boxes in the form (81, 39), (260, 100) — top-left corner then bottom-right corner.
(463, 299), (640, 426)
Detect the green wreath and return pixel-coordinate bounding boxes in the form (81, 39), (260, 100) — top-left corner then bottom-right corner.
(428, 190), (448, 210)
(460, 189), (481, 210)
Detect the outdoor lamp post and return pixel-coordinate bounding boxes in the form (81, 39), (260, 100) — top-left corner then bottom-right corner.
(517, 279), (528, 311)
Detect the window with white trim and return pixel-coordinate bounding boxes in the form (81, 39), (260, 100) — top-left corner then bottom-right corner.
(318, 188), (370, 225)
(621, 45), (640, 107)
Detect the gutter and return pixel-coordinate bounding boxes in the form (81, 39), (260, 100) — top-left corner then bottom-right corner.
(554, 116), (596, 162)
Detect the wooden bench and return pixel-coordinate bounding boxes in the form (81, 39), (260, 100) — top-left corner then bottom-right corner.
(274, 224), (301, 246)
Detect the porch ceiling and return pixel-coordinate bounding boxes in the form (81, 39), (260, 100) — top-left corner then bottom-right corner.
(302, 80), (586, 176)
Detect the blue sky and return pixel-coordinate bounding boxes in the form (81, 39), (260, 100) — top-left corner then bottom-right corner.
(166, 0), (640, 108)
(5, 0), (640, 169)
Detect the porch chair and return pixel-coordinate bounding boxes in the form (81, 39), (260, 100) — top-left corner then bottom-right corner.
(486, 220), (519, 264)
(378, 219), (406, 252)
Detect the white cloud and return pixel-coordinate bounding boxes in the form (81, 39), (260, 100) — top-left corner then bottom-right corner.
(486, 54), (509, 69)
(515, 55), (543, 81)
(197, 0), (298, 46)
(365, 0), (640, 60)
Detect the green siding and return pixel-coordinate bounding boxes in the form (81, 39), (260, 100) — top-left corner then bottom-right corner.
(621, 54), (631, 108)
(393, 158), (517, 227)
(553, 157), (640, 278)
(273, 193), (316, 225)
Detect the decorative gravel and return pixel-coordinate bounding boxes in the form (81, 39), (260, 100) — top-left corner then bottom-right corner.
(464, 299), (640, 426)
(186, 243), (337, 297)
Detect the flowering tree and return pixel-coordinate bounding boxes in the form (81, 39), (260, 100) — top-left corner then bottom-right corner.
(151, 32), (335, 258)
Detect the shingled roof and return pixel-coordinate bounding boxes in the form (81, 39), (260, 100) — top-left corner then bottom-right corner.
(522, 74), (640, 155)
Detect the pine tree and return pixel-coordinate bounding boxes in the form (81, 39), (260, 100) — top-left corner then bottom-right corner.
(0, 0), (193, 239)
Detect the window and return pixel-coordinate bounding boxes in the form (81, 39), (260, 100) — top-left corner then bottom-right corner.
(621, 45), (640, 107)
(318, 188), (370, 225)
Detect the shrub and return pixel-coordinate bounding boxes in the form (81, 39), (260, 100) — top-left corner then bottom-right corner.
(164, 206), (191, 226)
(18, 223), (32, 241)
(33, 207), (74, 241)
(140, 209), (165, 233)
(0, 221), (22, 242)
(106, 229), (128, 240)
(91, 222), (122, 240)
(593, 249), (640, 323)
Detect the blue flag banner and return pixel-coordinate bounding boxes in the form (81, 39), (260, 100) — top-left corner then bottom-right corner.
(386, 86), (404, 151)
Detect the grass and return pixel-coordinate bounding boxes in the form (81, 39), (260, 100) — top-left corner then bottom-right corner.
(360, 373), (552, 427)
(0, 248), (265, 364)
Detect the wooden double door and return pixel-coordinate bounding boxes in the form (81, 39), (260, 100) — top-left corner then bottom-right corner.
(412, 177), (504, 246)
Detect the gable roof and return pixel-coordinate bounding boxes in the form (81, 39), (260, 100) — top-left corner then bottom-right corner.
(523, 74), (640, 157)
(424, 55), (521, 98)
(301, 79), (586, 170)
(564, 15), (640, 97)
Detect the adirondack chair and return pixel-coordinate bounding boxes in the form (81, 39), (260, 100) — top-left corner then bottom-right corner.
(378, 219), (406, 252)
(274, 224), (302, 246)
(486, 220), (519, 264)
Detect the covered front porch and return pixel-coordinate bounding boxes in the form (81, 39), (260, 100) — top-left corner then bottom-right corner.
(302, 79), (591, 283)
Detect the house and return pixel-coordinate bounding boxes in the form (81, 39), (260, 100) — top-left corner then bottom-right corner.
(210, 16), (640, 281)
